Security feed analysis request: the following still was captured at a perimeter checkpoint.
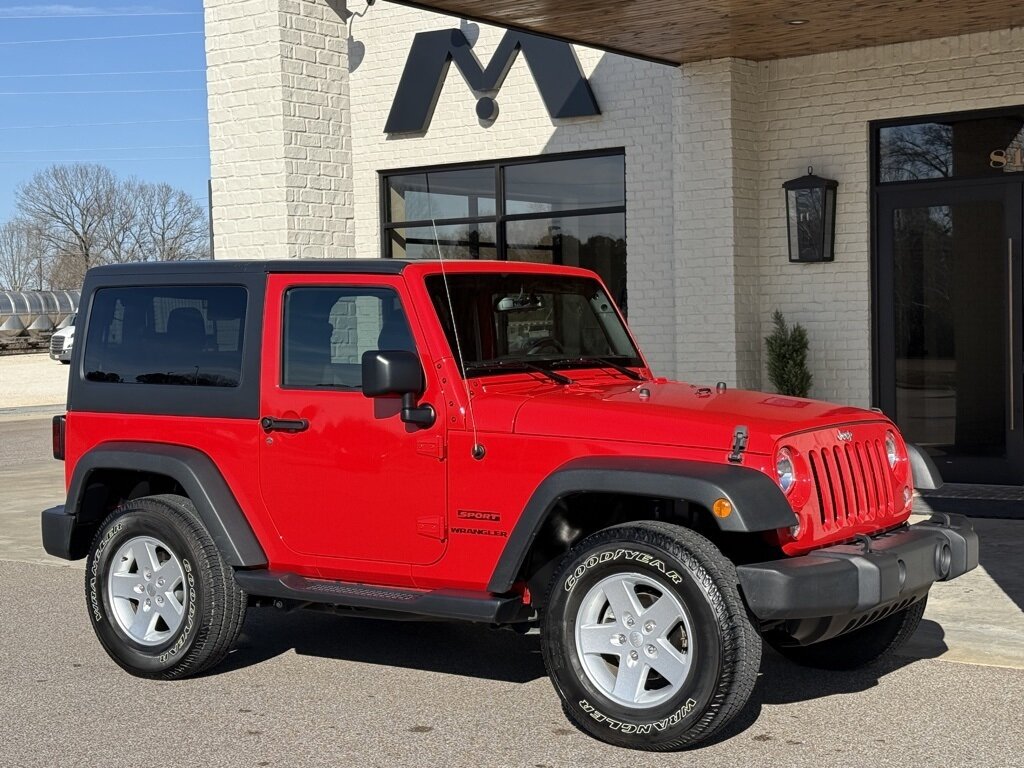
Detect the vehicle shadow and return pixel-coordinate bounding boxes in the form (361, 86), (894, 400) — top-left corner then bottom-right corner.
(703, 619), (948, 746)
(210, 608), (548, 684)
(207, 607), (949, 742)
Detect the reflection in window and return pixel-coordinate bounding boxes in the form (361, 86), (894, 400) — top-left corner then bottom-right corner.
(283, 287), (414, 390)
(387, 222), (497, 261)
(83, 286), (246, 387)
(892, 203), (1006, 457)
(878, 114), (1024, 182)
(425, 274), (641, 372)
(382, 151), (627, 313)
(506, 213), (627, 312)
(504, 154), (625, 214)
(387, 167), (496, 221)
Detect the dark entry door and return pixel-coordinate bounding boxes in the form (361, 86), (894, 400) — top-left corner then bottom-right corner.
(878, 182), (1024, 484)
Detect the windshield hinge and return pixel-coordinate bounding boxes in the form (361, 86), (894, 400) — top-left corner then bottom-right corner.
(416, 435), (446, 461)
(728, 425), (749, 464)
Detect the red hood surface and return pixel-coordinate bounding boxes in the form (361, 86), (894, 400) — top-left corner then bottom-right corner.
(472, 375), (888, 455)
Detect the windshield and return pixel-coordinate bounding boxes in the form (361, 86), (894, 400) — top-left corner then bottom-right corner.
(425, 274), (642, 376)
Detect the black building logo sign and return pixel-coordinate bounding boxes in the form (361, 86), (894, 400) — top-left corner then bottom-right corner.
(385, 29), (601, 134)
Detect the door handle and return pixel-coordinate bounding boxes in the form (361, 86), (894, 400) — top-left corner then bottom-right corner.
(1010, 238), (1016, 432)
(261, 416), (309, 433)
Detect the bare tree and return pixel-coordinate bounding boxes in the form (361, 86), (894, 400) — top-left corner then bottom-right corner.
(0, 218), (46, 290)
(139, 182), (209, 262)
(99, 178), (146, 265)
(13, 164), (209, 288)
(16, 163), (116, 287)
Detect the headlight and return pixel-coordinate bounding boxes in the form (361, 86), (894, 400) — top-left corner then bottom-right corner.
(776, 447), (796, 494)
(885, 431), (899, 469)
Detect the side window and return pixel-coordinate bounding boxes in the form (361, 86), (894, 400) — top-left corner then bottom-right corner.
(83, 286), (247, 387)
(282, 286), (415, 390)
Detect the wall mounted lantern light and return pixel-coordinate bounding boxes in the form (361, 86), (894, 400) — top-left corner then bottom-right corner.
(783, 167), (838, 263)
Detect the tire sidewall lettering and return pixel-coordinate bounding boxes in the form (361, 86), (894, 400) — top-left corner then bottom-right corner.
(564, 547), (684, 592)
(578, 697), (698, 734)
(87, 505), (207, 673)
(88, 521), (124, 623)
(159, 559), (196, 663)
(549, 534), (729, 741)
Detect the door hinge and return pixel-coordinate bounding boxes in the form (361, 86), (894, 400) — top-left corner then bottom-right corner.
(416, 515), (446, 541)
(416, 435), (446, 460)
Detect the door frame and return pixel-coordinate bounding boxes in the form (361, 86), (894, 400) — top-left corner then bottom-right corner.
(873, 178), (1024, 483)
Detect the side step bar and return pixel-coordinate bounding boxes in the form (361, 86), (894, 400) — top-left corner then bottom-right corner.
(234, 571), (532, 624)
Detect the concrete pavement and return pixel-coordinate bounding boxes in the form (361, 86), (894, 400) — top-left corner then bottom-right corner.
(1, 410), (1022, 766)
(0, 352), (68, 409)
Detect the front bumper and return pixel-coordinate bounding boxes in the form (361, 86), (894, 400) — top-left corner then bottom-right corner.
(737, 513), (978, 622)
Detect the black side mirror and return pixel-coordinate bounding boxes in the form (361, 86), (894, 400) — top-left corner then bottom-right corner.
(361, 350), (435, 428)
(362, 349), (423, 397)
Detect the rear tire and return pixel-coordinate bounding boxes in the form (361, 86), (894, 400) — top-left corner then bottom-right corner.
(541, 521), (761, 751)
(766, 598), (927, 670)
(84, 494), (247, 679)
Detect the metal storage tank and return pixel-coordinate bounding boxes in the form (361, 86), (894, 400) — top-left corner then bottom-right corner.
(0, 290), (80, 341)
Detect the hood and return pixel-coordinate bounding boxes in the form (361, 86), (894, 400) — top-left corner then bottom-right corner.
(474, 375), (887, 455)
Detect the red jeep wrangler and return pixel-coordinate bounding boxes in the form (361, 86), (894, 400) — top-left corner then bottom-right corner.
(43, 259), (978, 750)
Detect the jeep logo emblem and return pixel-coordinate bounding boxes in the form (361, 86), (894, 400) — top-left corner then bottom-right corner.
(385, 28), (601, 134)
(836, 430), (854, 442)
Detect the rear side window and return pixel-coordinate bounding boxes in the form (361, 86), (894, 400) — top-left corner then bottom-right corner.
(83, 286), (247, 387)
(282, 286), (414, 390)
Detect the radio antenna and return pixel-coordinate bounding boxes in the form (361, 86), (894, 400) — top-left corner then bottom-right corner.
(424, 174), (484, 460)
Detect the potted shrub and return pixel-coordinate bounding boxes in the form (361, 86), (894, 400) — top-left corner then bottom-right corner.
(765, 310), (812, 398)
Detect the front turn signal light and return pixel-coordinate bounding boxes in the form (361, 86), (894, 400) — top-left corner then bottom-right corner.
(712, 498), (733, 519)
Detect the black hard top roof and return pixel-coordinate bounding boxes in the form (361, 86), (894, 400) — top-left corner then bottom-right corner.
(86, 259), (413, 277)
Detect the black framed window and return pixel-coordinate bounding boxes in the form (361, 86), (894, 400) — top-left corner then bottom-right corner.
(282, 286), (414, 390)
(83, 285), (247, 387)
(381, 149), (627, 313)
(875, 108), (1024, 184)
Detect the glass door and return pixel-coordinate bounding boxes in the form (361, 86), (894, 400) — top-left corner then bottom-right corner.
(877, 182), (1024, 484)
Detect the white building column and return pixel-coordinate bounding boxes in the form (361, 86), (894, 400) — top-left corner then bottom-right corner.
(205, 0), (354, 260)
(672, 58), (762, 389)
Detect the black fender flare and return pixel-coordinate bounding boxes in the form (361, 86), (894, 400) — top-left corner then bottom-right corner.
(487, 456), (798, 593)
(65, 442), (267, 567)
(907, 442), (943, 491)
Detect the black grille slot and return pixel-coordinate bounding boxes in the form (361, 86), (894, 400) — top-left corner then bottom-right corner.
(804, 433), (898, 531)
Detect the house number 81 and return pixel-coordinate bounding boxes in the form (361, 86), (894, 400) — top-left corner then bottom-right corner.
(991, 148), (1024, 170)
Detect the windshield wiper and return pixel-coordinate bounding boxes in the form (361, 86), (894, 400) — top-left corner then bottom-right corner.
(465, 359), (572, 385)
(552, 356), (645, 381)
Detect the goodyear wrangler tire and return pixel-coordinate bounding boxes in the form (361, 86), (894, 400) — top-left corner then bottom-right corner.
(541, 521), (761, 751)
(84, 494), (247, 679)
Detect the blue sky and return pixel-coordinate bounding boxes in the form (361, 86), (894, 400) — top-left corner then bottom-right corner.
(0, 2), (209, 220)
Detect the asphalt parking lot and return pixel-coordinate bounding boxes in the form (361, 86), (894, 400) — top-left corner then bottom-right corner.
(1, 408), (1022, 767)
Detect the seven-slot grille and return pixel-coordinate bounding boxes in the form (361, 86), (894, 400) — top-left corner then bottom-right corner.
(49, 335), (64, 355)
(806, 438), (894, 530)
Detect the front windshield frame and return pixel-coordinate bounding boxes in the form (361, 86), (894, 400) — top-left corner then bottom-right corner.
(425, 273), (644, 378)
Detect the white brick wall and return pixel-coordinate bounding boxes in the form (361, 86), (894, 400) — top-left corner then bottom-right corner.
(754, 28), (1024, 407)
(672, 58), (762, 388)
(205, 0), (353, 260)
(205, 3), (1024, 407)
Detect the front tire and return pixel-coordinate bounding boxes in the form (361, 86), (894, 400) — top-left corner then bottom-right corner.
(766, 598), (927, 670)
(541, 521), (761, 751)
(85, 494), (247, 679)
